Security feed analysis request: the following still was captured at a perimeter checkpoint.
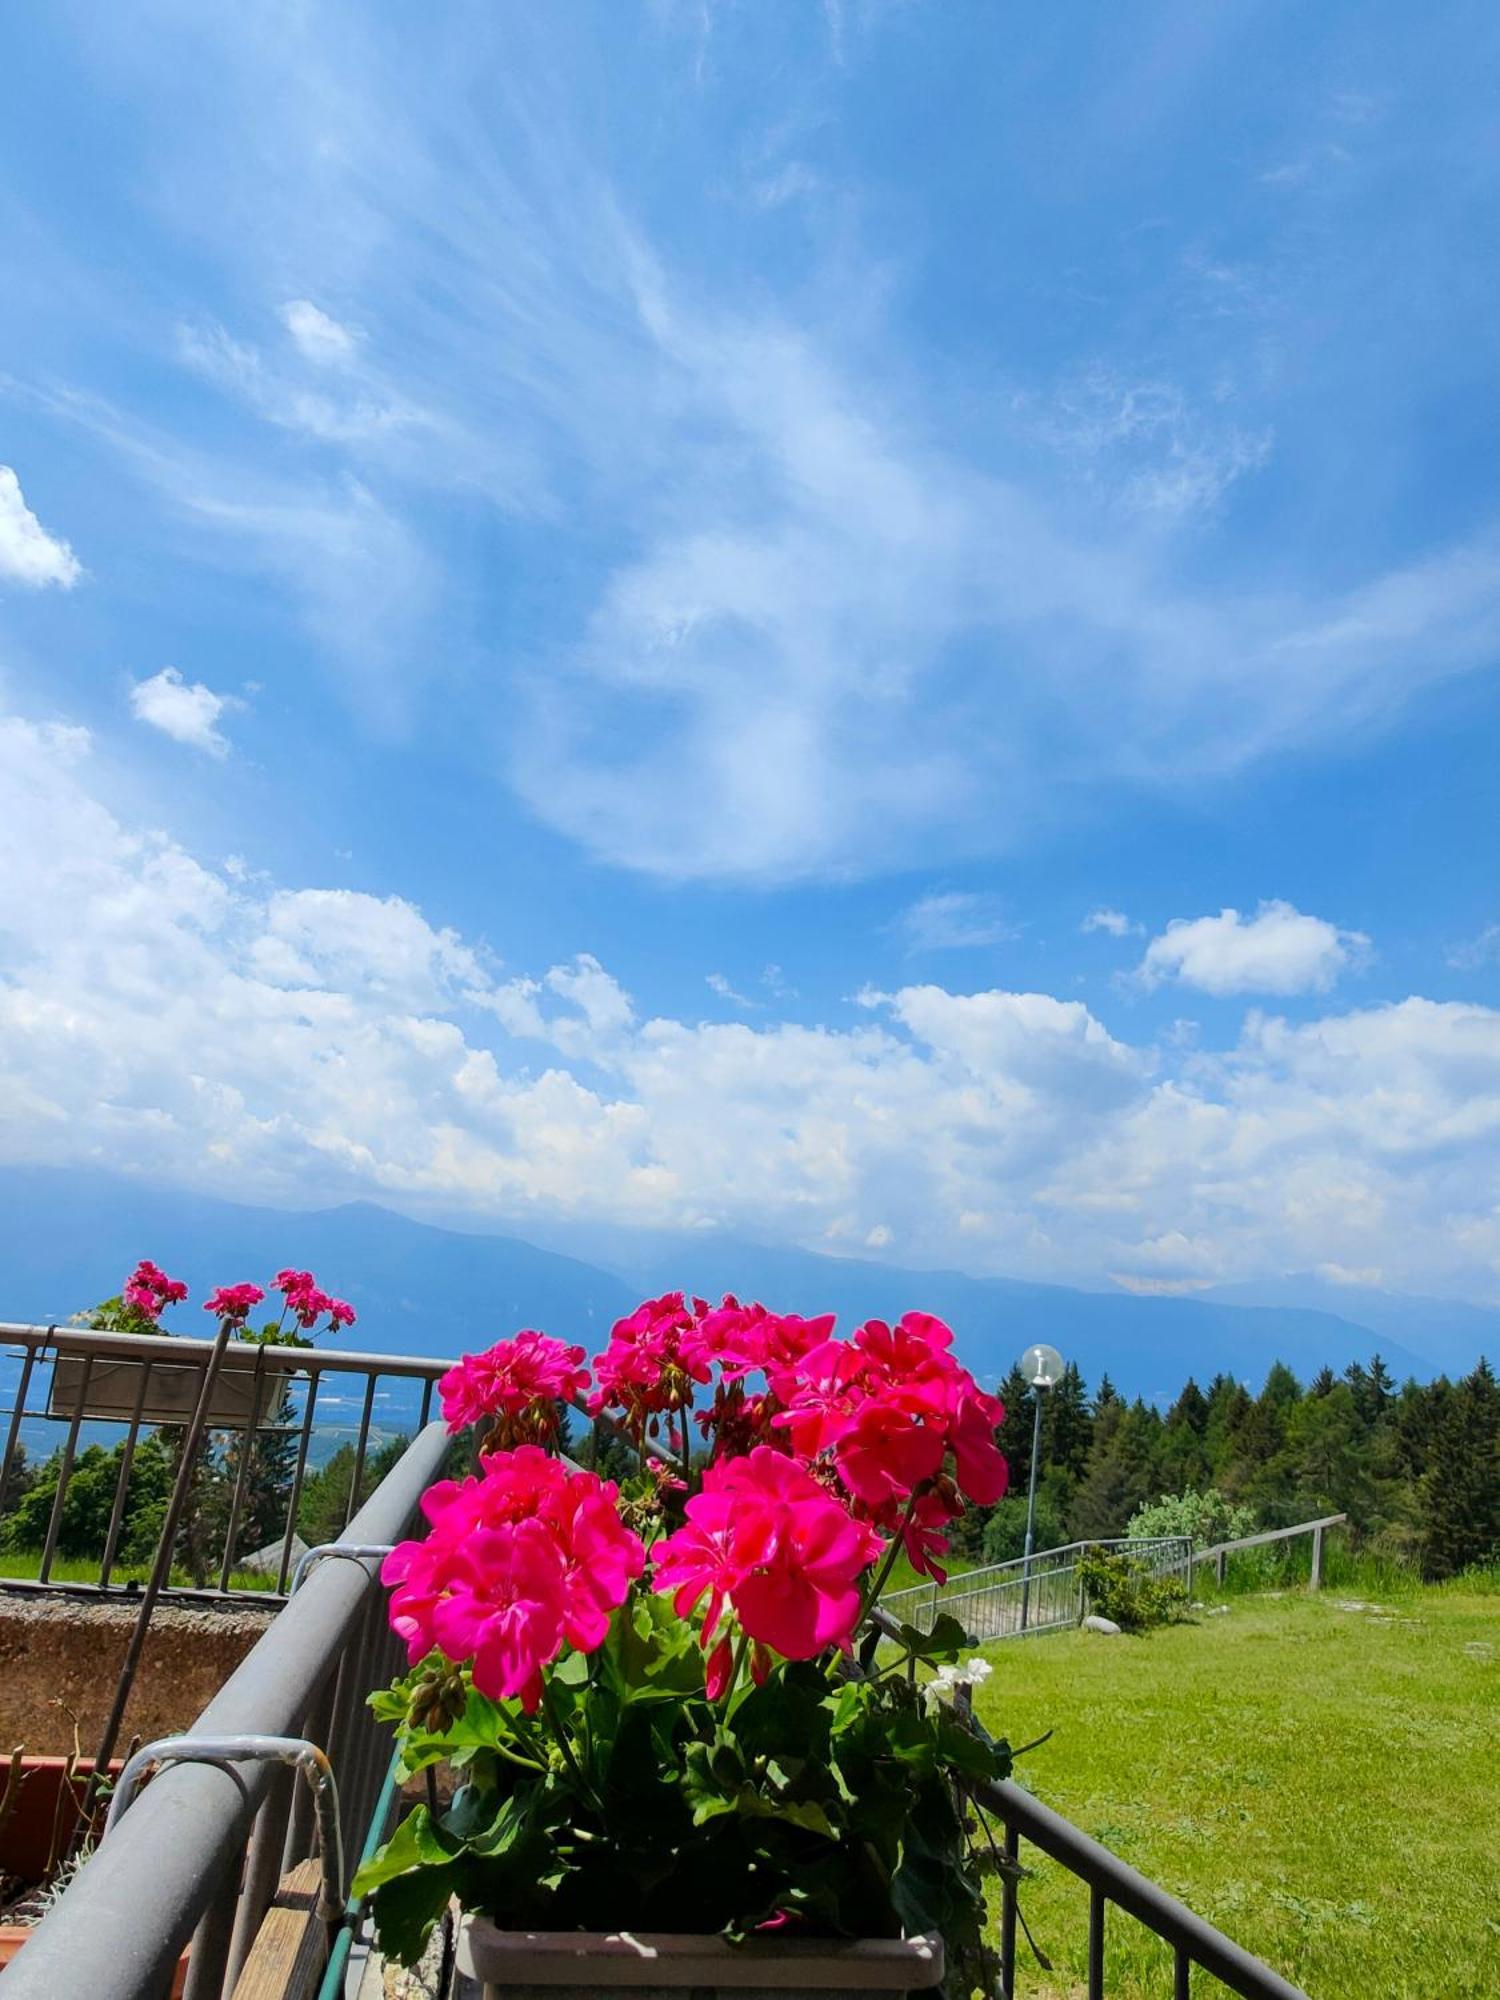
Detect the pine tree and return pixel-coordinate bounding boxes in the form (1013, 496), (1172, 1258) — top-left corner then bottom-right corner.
(1043, 1362), (1094, 1489)
(1160, 1377), (1211, 1489)
(1419, 1363), (1500, 1579)
(1070, 1399), (1163, 1540)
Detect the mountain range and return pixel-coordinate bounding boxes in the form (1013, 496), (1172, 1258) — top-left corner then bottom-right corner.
(0, 1166), (1493, 1401)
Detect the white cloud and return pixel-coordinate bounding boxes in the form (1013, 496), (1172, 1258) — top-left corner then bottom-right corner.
(1034, 366), (1272, 522)
(129, 667), (239, 756)
(0, 467), (81, 589)
(897, 892), (1014, 953)
(706, 972), (760, 1010)
(177, 320), (409, 444)
(1448, 923), (1500, 971)
(280, 300), (359, 363)
(1138, 901), (1369, 996)
(1, 700), (1498, 1297)
(1082, 907), (1138, 937)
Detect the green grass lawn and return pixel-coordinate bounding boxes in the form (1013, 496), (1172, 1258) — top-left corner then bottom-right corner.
(970, 1580), (1500, 1999)
(0, 1548), (278, 1592)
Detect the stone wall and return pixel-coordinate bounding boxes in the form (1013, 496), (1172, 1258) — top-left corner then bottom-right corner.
(0, 1591), (277, 1752)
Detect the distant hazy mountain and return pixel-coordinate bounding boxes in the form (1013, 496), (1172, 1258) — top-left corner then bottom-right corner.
(4, 1166), (1488, 1399)
(0, 1167), (635, 1352)
(1198, 1275), (1499, 1380)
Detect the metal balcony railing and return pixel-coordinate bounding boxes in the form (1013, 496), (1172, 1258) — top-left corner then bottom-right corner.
(980, 1770), (1310, 1999)
(1, 1417), (451, 2000)
(1, 1320), (450, 1598)
(6, 1439), (1318, 2000)
(883, 1535), (1195, 1640)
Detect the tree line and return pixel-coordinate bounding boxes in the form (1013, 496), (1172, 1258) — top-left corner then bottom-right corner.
(951, 1352), (1500, 1582)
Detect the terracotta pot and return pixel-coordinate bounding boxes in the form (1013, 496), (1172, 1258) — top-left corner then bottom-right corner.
(457, 1917), (944, 1999)
(0, 1755), (113, 1881)
(0, 1758), (188, 1995)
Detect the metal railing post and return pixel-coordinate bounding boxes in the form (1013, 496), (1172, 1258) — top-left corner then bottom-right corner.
(1019, 1390), (1043, 1634)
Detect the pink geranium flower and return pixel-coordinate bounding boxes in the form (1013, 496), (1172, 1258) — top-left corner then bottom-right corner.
(273, 1267), (354, 1332)
(651, 1446), (881, 1664)
(203, 1282), (265, 1325)
(770, 1311), (1006, 1575)
(121, 1259), (188, 1322)
(439, 1331), (591, 1448)
(381, 1445), (644, 1710)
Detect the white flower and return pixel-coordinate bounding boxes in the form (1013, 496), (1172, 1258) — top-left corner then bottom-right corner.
(922, 1655), (992, 1710)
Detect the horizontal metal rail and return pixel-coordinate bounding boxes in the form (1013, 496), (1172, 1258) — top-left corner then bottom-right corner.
(980, 1773), (1310, 1999)
(1, 1417), (452, 2000)
(0, 1321), (457, 1379)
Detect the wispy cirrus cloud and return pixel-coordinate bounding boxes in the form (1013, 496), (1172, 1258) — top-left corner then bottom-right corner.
(1082, 907), (1139, 938)
(1448, 923), (1500, 971)
(896, 891), (1015, 953)
(11, 6), (1500, 888)
(280, 300), (359, 364)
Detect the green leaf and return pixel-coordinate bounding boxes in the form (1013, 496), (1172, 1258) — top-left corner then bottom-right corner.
(896, 1611), (973, 1662)
(352, 1805), (459, 1895)
(368, 1865), (458, 1968)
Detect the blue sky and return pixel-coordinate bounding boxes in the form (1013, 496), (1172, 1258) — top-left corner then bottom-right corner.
(2, 2), (1499, 1301)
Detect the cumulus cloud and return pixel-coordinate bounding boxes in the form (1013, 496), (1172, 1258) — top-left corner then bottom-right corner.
(1137, 900), (1369, 995)
(0, 467), (81, 589)
(280, 300), (358, 364)
(897, 892), (1015, 953)
(1082, 907), (1138, 937)
(129, 667), (240, 756)
(2, 704), (1497, 1298)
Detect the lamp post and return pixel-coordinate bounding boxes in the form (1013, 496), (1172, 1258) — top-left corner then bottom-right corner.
(1017, 1342), (1064, 1634)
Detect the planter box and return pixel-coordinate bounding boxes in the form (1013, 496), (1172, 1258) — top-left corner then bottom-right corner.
(48, 1354), (280, 1431)
(0, 1925), (189, 1995)
(0, 1756), (190, 1993)
(457, 1918), (944, 2000)
(0, 1755), (113, 1881)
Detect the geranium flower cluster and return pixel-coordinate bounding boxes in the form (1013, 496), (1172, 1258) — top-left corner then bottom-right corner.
(586, 1292), (713, 1447)
(587, 1293), (834, 1459)
(382, 1446), (645, 1710)
(772, 1310), (1008, 1582)
(387, 1294), (1008, 1710)
(439, 1332), (590, 1448)
(273, 1268), (357, 1333)
(122, 1259), (188, 1323)
(203, 1282), (266, 1325)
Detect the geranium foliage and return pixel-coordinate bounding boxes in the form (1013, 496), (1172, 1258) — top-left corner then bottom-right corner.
(357, 1297), (1014, 1997)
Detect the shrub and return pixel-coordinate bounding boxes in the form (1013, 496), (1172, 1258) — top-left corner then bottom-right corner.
(1126, 1487), (1258, 1549)
(1077, 1543), (1188, 1631)
(980, 1494), (1067, 1565)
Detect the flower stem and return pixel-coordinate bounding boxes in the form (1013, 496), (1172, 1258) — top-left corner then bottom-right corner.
(679, 1395), (694, 1490)
(539, 1681), (600, 1808)
(861, 1491), (920, 1620)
